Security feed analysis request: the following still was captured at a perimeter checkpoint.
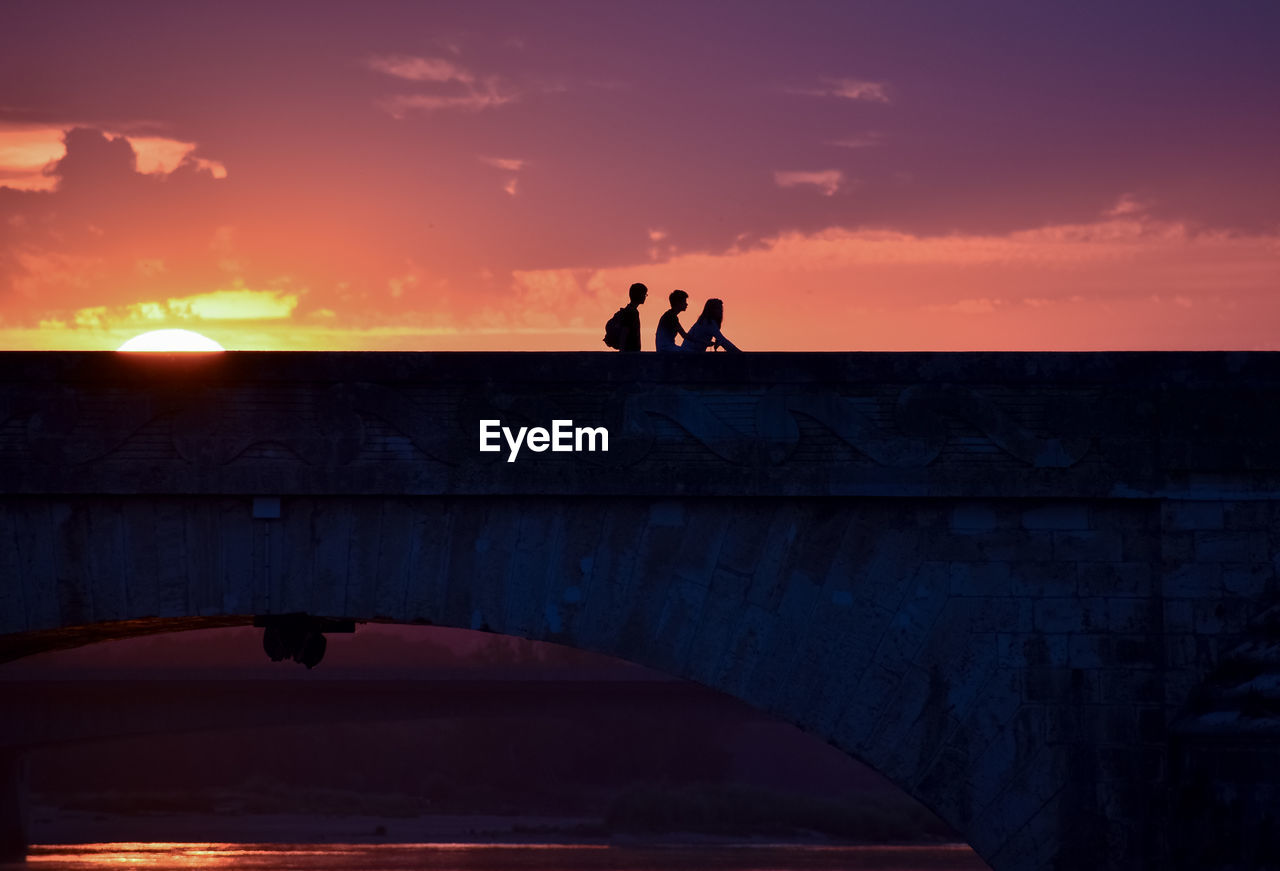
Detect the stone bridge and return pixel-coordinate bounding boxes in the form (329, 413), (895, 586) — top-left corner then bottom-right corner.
(2, 351), (1280, 870)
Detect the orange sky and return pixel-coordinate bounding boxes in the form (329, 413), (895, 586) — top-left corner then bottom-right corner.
(2, 2), (1278, 351)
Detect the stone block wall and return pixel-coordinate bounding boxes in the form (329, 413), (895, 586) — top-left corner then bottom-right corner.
(3, 491), (1279, 870)
(5, 350), (1280, 870)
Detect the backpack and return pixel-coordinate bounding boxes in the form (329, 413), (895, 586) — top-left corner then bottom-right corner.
(602, 307), (628, 349)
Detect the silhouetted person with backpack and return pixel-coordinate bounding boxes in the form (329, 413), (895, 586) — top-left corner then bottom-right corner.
(681, 298), (741, 352)
(655, 289), (690, 352)
(603, 282), (648, 351)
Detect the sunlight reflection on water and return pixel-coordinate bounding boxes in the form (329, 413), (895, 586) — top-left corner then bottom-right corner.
(23, 842), (989, 871)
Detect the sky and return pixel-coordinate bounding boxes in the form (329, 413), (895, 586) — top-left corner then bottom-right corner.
(1, 0), (1278, 351)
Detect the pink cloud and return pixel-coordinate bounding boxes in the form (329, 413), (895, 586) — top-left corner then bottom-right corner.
(825, 78), (891, 102)
(1106, 194), (1148, 217)
(0, 124), (65, 191)
(480, 156), (525, 171)
(366, 55), (474, 84)
(379, 85), (515, 117)
(774, 169), (845, 196)
(787, 78), (891, 103)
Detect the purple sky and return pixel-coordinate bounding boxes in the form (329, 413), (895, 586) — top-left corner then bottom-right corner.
(2, 1), (1278, 349)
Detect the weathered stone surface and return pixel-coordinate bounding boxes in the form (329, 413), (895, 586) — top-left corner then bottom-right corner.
(1078, 561), (1152, 597)
(1021, 504), (1090, 531)
(3, 351), (1280, 871)
(1, 350), (1279, 498)
(1162, 501), (1225, 531)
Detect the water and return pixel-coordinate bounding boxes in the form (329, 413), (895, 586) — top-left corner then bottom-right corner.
(20, 843), (989, 870)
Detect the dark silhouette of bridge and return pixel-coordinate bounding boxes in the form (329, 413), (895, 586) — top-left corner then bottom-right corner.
(3, 351), (1280, 870)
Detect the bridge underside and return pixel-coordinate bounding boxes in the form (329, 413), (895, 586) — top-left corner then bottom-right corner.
(3, 490), (1280, 868)
(4, 352), (1280, 869)
(0, 616), (252, 664)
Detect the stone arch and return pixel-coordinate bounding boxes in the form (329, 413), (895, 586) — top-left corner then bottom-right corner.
(1, 492), (1110, 870)
(3, 616), (989, 862)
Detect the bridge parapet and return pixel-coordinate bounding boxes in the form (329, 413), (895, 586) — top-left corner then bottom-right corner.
(2, 351), (1279, 498)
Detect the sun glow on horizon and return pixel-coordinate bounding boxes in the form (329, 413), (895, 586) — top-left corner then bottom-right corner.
(117, 329), (225, 352)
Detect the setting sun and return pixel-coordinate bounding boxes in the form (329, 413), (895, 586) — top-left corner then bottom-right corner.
(117, 329), (225, 352)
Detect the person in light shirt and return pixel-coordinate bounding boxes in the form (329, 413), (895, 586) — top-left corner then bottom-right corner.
(654, 289), (690, 352)
(680, 298), (741, 352)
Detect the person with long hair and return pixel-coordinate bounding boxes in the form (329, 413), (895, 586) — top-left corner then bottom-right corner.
(680, 298), (741, 352)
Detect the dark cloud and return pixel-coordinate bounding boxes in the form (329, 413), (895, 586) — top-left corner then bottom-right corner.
(0, 127), (234, 323)
(51, 128), (138, 189)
